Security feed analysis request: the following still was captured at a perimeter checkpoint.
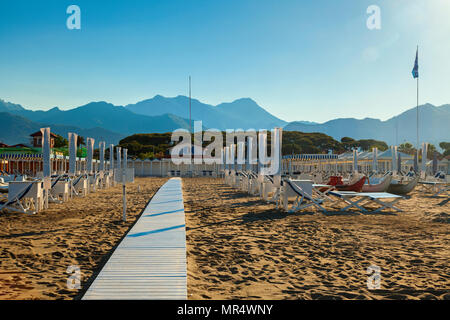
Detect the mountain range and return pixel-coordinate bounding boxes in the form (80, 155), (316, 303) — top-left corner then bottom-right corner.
(126, 95), (287, 130)
(0, 96), (448, 149)
(284, 103), (450, 149)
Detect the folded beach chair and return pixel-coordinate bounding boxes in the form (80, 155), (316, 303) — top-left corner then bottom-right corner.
(48, 175), (63, 203)
(282, 179), (326, 213)
(89, 173), (100, 192)
(71, 174), (88, 197)
(0, 182), (36, 214)
(49, 175), (70, 203)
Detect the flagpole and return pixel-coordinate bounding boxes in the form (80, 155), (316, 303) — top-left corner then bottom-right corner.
(416, 45), (419, 159)
(416, 67), (419, 149)
(189, 75), (192, 135)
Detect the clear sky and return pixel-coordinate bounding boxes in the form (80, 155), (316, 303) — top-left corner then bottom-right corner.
(0, 0), (449, 123)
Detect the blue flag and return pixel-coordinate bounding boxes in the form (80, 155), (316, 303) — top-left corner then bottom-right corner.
(412, 48), (419, 79)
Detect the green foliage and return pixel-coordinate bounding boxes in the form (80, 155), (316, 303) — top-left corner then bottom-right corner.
(340, 137), (387, 152)
(341, 137), (355, 143)
(282, 131), (344, 154)
(398, 142), (416, 155)
(54, 134), (68, 148)
(357, 139), (388, 152)
(118, 131), (389, 159)
(119, 133), (174, 159)
(427, 144), (440, 159)
(440, 141), (450, 156)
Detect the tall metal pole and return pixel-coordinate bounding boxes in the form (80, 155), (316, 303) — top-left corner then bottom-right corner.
(189, 76), (192, 135)
(416, 45), (419, 151)
(189, 76), (193, 175)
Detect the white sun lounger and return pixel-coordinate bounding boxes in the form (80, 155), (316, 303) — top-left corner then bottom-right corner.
(0, 182), (40, 215)
(329, 191), (403, 213)
(419, 181), (449, 197)
(71, 174), (88, 197)
(88, 173), (100, 192)
(282, 179), (326, 213)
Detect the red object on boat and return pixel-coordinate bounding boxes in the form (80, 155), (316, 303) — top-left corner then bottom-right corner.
(318, 176), (342, 192)
(326, 176), (343, 186)
(335, 176), (366, 192)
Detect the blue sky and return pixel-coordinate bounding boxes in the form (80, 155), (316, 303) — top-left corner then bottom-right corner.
(0, 0), (449, 123)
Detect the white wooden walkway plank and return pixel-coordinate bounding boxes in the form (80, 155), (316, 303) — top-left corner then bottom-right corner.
(82, 178), (187, 300)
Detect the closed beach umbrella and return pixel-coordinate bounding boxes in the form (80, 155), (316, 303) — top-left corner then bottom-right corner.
(123, 148), (128, 175)
(372, 147), (378, 173)
(421, 142), (428, 173)
(86, 137), (95, 174)
(116, 147), (122, 171)
(432, 152), (438, 175)
(391, 146), (397, 174)
(258, 131), (267, 174)
(109, 144), (114, 171)
(397, 152), (402, 174)
(353, 149), (358, 173)
(99, 141), (105, 172)
(246, 137), (253, 171)
(68, 132), (78, 175)
(413, 151), (419, 172)
(237, 141), (245, 171)
(41, 127), (51, 178)
(230, 144), (236, 171)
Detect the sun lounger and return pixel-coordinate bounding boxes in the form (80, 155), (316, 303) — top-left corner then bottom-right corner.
(282, 179), (326, 213)
(71, 174), (88, 197)
(0, 181), (42, 214)
(48, 175), (70, 203)
(329, 190), (403, 213)
(88, 173), (100, 192)
(101, 171), (112, 188)
(419, 181), (449, 197)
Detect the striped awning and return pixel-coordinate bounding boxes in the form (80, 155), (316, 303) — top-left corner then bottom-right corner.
(0, 153), (43, 160)
(283, 154), (339, 160)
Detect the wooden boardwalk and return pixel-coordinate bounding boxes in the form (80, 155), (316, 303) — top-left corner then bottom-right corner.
(83, 178), (187, 299)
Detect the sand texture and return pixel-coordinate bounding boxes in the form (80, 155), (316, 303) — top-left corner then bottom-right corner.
(0, 177), (167, 299)
(0, 177), (448, 300)
(184, 178), (449, 300)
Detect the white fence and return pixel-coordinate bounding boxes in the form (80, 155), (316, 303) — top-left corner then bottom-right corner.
(128, 159), (222, 177)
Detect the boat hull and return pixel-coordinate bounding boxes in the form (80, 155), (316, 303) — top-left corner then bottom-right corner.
(387, 177), (419, 195)
(335, 176), (366, 192)
(362, 175), (392, 193)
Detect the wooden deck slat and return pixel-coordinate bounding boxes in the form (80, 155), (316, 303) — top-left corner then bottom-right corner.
(82, 178), (187, 300)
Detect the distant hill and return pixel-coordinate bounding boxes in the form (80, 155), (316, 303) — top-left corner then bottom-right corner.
(125, 95), (287, 130)
(1, 97), (448, 149)
(0, 112), (124, 146)
(284, 103), (450, 148)
(1, 100), (195, 137)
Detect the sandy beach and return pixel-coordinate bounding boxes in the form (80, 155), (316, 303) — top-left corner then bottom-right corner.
(0, 176), (448, 300)
(183, 178), (449, 300)
(0, 177), (167, 300)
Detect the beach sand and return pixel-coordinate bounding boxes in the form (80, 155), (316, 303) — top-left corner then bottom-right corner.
(183, 178), (449, 300)
(0, 177), (167, 300)
(0, 176), (448, 300)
